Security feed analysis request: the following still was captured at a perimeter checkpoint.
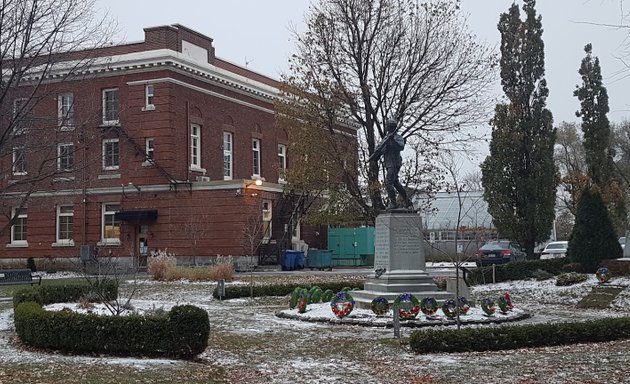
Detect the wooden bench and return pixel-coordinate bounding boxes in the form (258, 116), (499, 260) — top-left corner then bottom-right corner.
(0, 269), (41, 286)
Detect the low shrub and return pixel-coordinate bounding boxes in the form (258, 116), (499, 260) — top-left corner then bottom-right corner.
(409, 316), (630, 353)
(14, 302), (209, 359)
(531, 269), (554, 281)
(561, 262), (583, 273)
(13, 280), (118, 308)
(163, 266), (213, 281)
(213, 281), (364, 300)
(468, 258), (569, 285)
(148, 250), (177, 281)
(556, 272), (588, 286)
(600, 259), (630, 277)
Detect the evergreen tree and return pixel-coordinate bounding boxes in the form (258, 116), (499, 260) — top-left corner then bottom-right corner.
(568, 188), (622, 272)
(481, 0), (558, 258)
(574, 43), (627, 233)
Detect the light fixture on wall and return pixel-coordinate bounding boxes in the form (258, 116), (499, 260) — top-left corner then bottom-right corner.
(235, 176), (266, 197)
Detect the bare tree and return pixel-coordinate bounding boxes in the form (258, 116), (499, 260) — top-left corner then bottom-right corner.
(279, 0), (496, 222)
(182, 214), (210, 266)
(0, 0), (115, 234)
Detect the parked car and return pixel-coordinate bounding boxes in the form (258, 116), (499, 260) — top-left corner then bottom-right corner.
(540, 241), (568, 260)
(475, 240), (527, 267)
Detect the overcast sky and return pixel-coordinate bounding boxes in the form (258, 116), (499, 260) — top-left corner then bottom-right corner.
(96, 0), (630, 126)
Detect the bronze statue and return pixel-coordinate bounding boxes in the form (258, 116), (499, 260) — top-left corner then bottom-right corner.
(368, 119), (413, 210)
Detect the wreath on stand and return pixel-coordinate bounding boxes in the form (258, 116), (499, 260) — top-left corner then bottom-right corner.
(420, 297), (439, 318)
(442, 297), (471, 318)
(370, 297), (390, 316)
(596, 267), (611, 284)
(480, 297), (496, 316)
(330, 291), (355, 318)
(458, 296), (471, 315)
(394, 293), (420, 320)
(497, 292), (514, 314)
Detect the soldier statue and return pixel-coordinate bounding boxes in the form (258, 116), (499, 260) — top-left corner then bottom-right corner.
(368, 119), (413, 210)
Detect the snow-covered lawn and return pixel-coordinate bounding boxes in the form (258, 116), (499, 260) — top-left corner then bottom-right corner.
(2, 273), (630, 383)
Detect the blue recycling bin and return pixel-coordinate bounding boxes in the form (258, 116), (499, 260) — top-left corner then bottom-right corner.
(282, 250), (296, 271)
(282, 250), (304, 270)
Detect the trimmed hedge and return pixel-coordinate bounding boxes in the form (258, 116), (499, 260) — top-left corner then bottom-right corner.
(467, 259), (569, 285)
(13, 280), (118, 308)
(14, 302), (209, 358)
(12, 281), (209, 359)
(212, 281), (364, 299)
(410, 316), (630, 353)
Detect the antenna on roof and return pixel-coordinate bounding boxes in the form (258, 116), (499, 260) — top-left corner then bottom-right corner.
(245, 56), (254, 68)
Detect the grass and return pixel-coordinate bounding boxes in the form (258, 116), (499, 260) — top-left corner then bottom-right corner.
(0, 363), (227, 384)
(576, 285), (625, 309)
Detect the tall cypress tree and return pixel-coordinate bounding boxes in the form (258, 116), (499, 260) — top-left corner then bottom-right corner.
(481, 0), (558, 258)
(568, 188), (622, 271)
(574, 43), (627, 233)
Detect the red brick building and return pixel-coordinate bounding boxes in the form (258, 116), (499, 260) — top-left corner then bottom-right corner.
(0, 24), (356, 268)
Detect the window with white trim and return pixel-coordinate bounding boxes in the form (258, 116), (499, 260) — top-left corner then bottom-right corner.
(191, 124), (201, 169)
(11, 208), (27, 245)
(102, 88), (119, 125)
(13, 98), (30, 134)
(252, 138), (261, 177)
(262, 200), (272, 240)
(12, 147), (26, 175)
(102, 139), (120, 170)
(101, 203), (121, 244)
(58, 143), (74, 171)
(58, 93), (74, 130)
(56, 205), (74, 244)
(223, 131), (233, 180)
(278, 144), (287, 183)
(145, 85), (154, 108)
(145, 138), (154, 162)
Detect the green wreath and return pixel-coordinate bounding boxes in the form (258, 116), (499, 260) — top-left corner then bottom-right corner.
(297, 296), (308, 313)
(330, 291), (355, 318)
(394, 293), (420, 320)
(308, 287), (323, 303)
(480, 297), (496, 316)
(370, 296), (390, 316)
(289, 287), (307, 309)
(441, 298), (457, 319)
(321, 289), (335, 302)
(497, 293), (513, 314)
(420, 297), (439, 317)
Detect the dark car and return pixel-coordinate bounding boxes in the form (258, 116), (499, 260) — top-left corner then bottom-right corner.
(476, 240), (527, 267)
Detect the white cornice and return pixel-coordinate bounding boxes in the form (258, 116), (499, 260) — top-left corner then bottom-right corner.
(18, 49), (279, 102)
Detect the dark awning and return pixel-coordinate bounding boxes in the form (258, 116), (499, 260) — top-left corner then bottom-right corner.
(115, 209), (158, 223)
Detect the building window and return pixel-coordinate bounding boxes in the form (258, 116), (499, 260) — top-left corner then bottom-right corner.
(262, 200), (272, 240)
(13, 98), (30, 134)
(102, 88), (119, 125)
(58, 93), (74, 130)
(56, 205), (74, 244)
(101, 203), (121, 244)
(278, 144), (287, 183)
(58, 143), (74, 171)
(102, 139), (120, 170)
(12, 147), (26, 175)
(145, 138), (154, 162)
(191, 124), (201, 169)
(11, 208), (27, 245)
(145, 84), (154, 108)
(223, 131), (232, 180)
(252, 138), (261, 177)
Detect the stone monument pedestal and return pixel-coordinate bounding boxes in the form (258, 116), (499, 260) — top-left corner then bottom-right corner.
(352, 211), (454, 306)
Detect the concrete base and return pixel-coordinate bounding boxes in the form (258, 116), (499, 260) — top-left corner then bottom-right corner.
(353, 211), (456, 306)
(353, 269), (455, 306)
